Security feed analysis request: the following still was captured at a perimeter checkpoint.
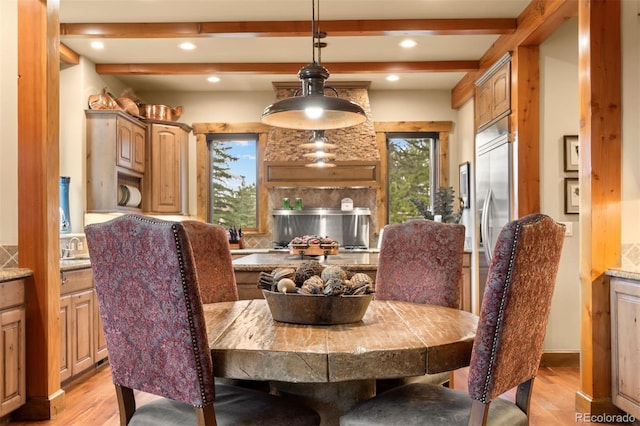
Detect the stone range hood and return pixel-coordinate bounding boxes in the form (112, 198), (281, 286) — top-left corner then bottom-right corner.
(264, 81), (379, 164)
(264, 82), (381, 248)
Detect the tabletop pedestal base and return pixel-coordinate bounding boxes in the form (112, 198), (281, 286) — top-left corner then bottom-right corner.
(270, 380), (375, 426)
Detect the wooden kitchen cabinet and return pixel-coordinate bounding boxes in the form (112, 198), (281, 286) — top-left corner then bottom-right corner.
(475, 53), (511, 131)
(86, 110), (146, 212)
(461, 252), (471, 312)
(93, 299), (108, 362)
(610, 277), (640, 419)
(0, 278), (25, 416)
(60, 268), (106, 384)
(116, 114), (146, 173)
(144, 120), (191, 214)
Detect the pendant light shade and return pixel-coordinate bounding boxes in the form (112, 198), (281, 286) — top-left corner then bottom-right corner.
(261, 1), (367, 130)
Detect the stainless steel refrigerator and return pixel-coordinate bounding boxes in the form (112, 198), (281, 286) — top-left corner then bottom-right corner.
(476, 116), (512, 297)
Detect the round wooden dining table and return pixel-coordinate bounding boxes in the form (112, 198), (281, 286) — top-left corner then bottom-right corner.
(204, 299), (478, 425)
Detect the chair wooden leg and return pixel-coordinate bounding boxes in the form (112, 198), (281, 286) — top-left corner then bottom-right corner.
(195, 404), (217, 426)
(515, 377), (535, 418)
(468, 400), (490, 426)
(115, 384), (136, 426)
(447, 371), (454, 388)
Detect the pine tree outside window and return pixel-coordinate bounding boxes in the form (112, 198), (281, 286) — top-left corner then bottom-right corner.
(207, 133), (258, 230)
(387, 133), (439, 224)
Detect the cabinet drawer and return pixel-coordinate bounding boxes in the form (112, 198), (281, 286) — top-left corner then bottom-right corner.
(0, 279), (24, 310)
(61, 269), (94, 295)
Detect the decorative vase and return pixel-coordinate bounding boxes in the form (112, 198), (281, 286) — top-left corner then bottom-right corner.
(59, 176), (71, 234)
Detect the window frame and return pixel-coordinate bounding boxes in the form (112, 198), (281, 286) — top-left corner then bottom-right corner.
(373, 121), (453, 228)
(192, 123), (270, 235)
(206, 132), (260, 230)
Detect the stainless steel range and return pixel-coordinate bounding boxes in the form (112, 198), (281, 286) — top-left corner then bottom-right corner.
(272, 208), (371, 249)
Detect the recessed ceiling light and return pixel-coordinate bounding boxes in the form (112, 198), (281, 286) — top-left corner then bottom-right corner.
(399, 39), (417, 48)
(386, 75), (400, 82)
(179, 42), (196, 51)
(90, 41), (104, 50)
(207, 76), (220, 83)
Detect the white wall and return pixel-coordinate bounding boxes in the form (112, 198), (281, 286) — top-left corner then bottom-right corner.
(539, 18), (580, 352)
(60, 57), (127, 233)
(456, 100), (478, 306)
(621, 0), (640, 243)
(0, 0), (18, 245)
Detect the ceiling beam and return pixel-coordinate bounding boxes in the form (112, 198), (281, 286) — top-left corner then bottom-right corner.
(60, 42), (79, 66)
(60, 18), (516, 38)
(451, 0), (578, 109)
(95, 61), (479, 76)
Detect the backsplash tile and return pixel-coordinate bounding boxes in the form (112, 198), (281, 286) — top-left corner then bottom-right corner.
(622, 243), (640, 269)
(0, 245), (18, 269)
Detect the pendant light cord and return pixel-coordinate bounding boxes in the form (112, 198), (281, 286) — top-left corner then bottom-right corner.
(311, 0), (323, 65)
(311, 0), (316, 64)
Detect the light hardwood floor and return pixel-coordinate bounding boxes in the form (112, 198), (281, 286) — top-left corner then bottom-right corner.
(7, 365), (638, 426)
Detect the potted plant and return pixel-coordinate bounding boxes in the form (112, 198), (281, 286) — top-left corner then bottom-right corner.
(410, 186), (462, 224)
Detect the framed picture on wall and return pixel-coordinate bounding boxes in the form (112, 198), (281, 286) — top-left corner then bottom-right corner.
(564, 177), (579, 214)
(563, 135), (579, 172)
(459, 162), (470, 209)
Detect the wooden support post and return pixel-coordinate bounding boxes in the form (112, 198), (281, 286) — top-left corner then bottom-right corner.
(15, 0), (65, 419)
(575, 0), (622, 416)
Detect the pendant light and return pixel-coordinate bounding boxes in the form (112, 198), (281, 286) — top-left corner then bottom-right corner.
(303, 130), (336, 168)
(261, 0), (367, 130)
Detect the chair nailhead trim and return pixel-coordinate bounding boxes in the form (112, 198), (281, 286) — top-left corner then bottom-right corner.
(172, 224), (210, 405)
(480, 221), (522, 403)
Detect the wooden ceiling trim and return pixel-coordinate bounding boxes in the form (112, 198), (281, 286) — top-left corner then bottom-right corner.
(451, 0), (578, 109)
(95, 61), (479, 76)
(61, 18), (516, 38)
(59, 42), (79, 66)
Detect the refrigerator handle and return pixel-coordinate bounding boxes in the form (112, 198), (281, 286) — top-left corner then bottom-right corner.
(481, 188), (493, 264)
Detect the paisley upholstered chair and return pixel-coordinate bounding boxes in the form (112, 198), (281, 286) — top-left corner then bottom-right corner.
(181, 220), (238, 304)
(86, 214), (320, 426)
(375, 219), (466, 391)
(182, 219), (270, 392)
(341, 213), (565, 426)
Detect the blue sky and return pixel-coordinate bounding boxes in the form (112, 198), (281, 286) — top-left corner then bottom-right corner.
(223, 140), (256, 190)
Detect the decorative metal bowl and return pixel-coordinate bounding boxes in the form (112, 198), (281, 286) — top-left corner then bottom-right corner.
(262, 289), (373, 325)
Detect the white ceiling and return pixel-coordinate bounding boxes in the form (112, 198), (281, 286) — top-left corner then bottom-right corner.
(59, 0), (531, 92)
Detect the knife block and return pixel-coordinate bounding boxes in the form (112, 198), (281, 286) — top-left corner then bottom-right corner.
(228, 239), (243, 250)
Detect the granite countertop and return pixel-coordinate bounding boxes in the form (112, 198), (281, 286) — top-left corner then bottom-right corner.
(0, 268), (33, 282)
(232, 252), (380, 272)
(606, 267), (640, 281)
(60, 258), (92, 272)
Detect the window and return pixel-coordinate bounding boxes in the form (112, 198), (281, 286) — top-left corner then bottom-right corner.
(207, 133), (259, 230)
(387, 133), (438, 224)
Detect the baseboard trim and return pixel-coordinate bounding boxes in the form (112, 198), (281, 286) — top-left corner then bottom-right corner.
(12, 388), (65, 421)
(539, 352), (580, 367)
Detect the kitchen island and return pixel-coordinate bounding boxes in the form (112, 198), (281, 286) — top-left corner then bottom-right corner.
(233, 252), (379, 299)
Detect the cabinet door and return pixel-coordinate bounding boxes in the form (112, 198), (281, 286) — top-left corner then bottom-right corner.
(117, 117), (146, 173)
(491, 62), (511, 119)
(461, 253), (471, 312)
(148, 123), (187, 213)
(71, 290), (95, 376)
(0, 307), (25, 416)
(475, 79), (493, 130)
(611, 278), (640, 418)
(93, 291), (108, 362)
(132, 122), (146, 172)
(116, 118), (135, 170)
(60, 295), (72, 382)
